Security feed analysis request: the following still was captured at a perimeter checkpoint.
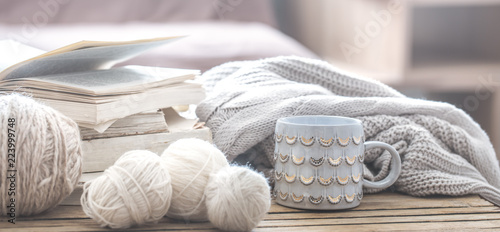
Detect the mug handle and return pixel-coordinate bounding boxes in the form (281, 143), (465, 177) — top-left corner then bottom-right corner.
(363, 141), (402, 189)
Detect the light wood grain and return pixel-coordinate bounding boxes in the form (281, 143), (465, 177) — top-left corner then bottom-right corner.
(1, 192), (498, 231)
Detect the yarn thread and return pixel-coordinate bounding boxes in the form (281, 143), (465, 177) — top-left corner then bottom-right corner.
(161, 138), (229, 221)
(205, 165), (271, 231)
(0, 93), (82, 216)
(82, 139), (271, 230)
(81, 150), (172, 229)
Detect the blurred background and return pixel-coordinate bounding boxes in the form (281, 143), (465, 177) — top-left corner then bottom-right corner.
(1, 0), (500, 159)
(276, 0), (500, 160)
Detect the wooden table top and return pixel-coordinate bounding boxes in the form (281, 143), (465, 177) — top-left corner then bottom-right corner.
(2, 192), (499, 231)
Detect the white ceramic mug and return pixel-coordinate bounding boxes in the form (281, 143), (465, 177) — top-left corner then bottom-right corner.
(273, 115), (401, 210)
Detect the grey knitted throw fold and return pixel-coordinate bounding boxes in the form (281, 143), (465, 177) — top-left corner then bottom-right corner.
(196, 56), (500, 206)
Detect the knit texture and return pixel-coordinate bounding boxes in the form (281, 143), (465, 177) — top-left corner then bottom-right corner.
(196, 56), (500, 206)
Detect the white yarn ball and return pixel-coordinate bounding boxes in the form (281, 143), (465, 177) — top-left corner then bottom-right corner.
(81, 150), (172, 229)
(0, 94), (82, 216)
(161, 138), (229, 221)
(205, 166), (271, 231)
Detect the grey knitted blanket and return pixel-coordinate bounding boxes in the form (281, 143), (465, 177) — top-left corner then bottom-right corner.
(196, 56), (500, 206)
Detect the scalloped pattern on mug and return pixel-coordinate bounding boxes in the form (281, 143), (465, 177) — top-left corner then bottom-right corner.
(284, 173), (296, 183)
(359, 153), (365, 163)
(328, 156), (343, 167)
(292, 155), (305, 165)
(318, 176), (333, 186)
(346, 155), (357, 166)
(345, 193), (356, 203)
(291, 193), (304, 203)
(300, 136), (315, 146)
(318, 137), (334, 147)
(358, 192), (363, 201)
(353, 135), (363, 145)
(337, 137), (350, 147)
(299, 175), (315, 185)
(279, 135), (365, 147)
(337, 175), (349, 185)
(275, 170), (283, 181)
(352, 173), (361, 183)
(285, 135), (297, 145)
(279, 191), (288, 201)
(309, 157), (324, 167)
(309, 195), (324, 205)
(275, 133), (283, 143)
(279, 153), (289, 163)
(327, 195), (342, 204)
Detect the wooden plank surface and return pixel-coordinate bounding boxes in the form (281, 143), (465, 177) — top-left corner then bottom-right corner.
(1, 192), (499, 231)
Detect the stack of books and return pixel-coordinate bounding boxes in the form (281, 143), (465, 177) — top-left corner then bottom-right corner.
(0, 38), (212, 205)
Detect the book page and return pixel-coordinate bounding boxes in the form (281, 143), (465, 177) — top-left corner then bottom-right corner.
(24, 82), (205, 128)
(163, 107), (200, 132)
(0, 36), (183, 80)
(0, 40), (45, 71)
(80, 110), (168, 138)
(1, 66), (200, 95)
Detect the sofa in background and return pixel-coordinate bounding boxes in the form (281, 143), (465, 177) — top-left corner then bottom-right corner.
(0, 0), (317, 72)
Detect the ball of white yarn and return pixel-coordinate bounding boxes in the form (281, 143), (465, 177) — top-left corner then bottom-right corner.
(0, 94), (82, 216)
(205, 166), (271, 231)
(161, 138), (229, 221)
(81, 150), (172, 229)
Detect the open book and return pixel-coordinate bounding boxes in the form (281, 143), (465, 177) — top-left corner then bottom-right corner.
(0, 38), (205, 131)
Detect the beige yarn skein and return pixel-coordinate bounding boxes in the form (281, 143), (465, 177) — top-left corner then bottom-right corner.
(161, 138), (229, 221)
(81, 150), (172, 229)
(205, 166), (271, 231)
(0, 94), (82, 216)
